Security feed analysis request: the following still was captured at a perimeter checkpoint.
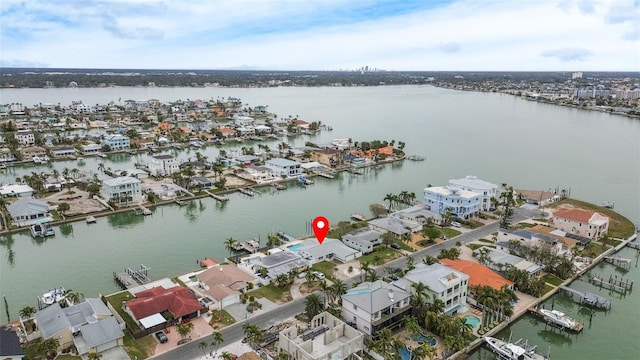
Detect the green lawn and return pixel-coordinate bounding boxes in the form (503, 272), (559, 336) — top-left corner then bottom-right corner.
(247, 284), (291, 303)
(478, 238), (494, 244)
(580, 242), (609, 258)
(517, 222), (535, 228)
(104, 292), (140, 332)
(56, 355), (82, 360)
(441, 228), (462, 238)
(123, 332), (156, 360)
(467, 243), (495, 251)
(542, 274), (563, 286)
(359, 247), (402, 265)
(541, 284), (555, 296)
(467, 220), (484, 229)
(549, 198), (636, 239)
(311, 261), (337, 280)
(602, 237), (622, 247)
(210, 309), (236, 326)
(394, 240), (415, 252)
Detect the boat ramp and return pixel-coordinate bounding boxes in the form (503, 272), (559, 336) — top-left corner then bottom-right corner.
(558, 285), (611, 310)
(589, 273), (633, 295)
(113, 264), (151, 289)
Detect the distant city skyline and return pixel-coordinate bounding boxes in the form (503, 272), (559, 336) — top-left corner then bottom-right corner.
(1, 0), (639, 71)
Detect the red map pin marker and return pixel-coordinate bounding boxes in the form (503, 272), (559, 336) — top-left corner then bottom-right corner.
(312, 216), (329, 244)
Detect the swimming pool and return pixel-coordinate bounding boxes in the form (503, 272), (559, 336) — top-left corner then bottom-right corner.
(399, 345), (411, 360)
(465, 314), (481, 328)
(287, 244), (304, 253)
(413, 334), (437, 346)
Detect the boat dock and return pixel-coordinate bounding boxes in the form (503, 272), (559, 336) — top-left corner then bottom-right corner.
(407, 155), (425, 161)
(133, 206), (152, 216)
(113, 264), (151, 289)
(603, 256), (632, 270)
(626, 241), (640, 250)
(276, 231), (297, 243)
(351, 213), (367, 221)
(237, 187), (259, 196)
(528, 307), (583, 332)
(232, 239), (260, 253)
(315, 171), (335, 179)
(558, 285), (611, 309)
(205, 190), (229, 202)
(590, 273), (633, 294)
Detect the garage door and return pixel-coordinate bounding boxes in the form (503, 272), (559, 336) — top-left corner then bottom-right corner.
(96, 339), (118, 353)
(221, 294), (240, 308)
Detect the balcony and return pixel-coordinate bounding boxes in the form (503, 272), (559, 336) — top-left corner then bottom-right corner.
(372, 303), (412, 328)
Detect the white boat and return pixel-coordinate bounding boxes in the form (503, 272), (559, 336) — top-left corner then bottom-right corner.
(483, 336), (549, 360)
(32, 155), (50, 164)
(539, 308), (581, 330)
(31, 223), (55, 238)
(86, 216), (97, 224)
(41, 287), (66, 306)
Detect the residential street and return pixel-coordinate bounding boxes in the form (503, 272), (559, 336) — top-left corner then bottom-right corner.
(152, 207), (541, 359)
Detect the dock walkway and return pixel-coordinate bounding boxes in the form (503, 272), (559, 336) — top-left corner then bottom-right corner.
(558, 285), (612, 309)
(113, 264), (151, 289)
(205, 190), (229, 202)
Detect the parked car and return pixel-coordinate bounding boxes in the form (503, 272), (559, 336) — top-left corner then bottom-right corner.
(390, 243), (401, 250)
(388, 274), (400, 281)
(312, 271), (325, 280)
(451, 221), (462, 228)
(297, 272), (307, 279)
(155, 331), (168, 344)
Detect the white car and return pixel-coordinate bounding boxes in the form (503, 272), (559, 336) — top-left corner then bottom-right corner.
(313, 271), (325, 280)
(451, 221), (462, 228)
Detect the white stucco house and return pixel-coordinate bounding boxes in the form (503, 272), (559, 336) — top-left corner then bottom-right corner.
(102, 177), (142, 206)
(265, 158), (302, 178)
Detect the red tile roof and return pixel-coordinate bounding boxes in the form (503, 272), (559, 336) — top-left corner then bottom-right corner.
(441, 258), (513, 290)
(553, 208), (606, 223)
(126, 286), (203, 320)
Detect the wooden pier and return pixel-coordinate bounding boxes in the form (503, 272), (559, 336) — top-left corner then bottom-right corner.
(276, 231), (297, 243)
(558, 285), (611, 310)
(590, 273), (633, 295)
(315, 171), (335, 179)
(205, 190), (229, 202)
(351, 213), (367, 221)
(237, 187), (259, 196)
(604, 256), (632, 270)
(114, 264), (151, 289)
(232, 239), (260, 253)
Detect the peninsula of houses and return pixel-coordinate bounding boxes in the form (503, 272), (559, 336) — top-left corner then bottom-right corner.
(4, 168), (636, 360)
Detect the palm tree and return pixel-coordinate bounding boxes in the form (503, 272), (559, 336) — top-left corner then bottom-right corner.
(38, 337), (60, 358)
(330, 279), (347, 304)
(211, 331), (224, 355)
(305, 270), (315, 286)
(176, 321), (194, 341)
(305, 293), (324, 319)
(373, 328), (394, 360)
(199, 341), (208, 356)
(403, 315), (421, 340)
(365, 269), (379, 282)
(318, 280), (331, 307)
(219, 351), (235, 360)
(19, 306), (36, 319)
(383, 193), (397, 212)
(65, 291), (84, 306)
(360, 261), (371, 282)
(242, 323), (264, 347)
(224, 237), (237, 258)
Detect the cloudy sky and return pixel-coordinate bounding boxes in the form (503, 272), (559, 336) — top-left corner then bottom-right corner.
(1, 0), (639, 71)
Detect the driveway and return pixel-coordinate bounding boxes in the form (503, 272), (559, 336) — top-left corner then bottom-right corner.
(95, 346), (131, 360)
(224, 303), (249, 322)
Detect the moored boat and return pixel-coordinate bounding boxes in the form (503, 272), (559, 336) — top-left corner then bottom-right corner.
(31, 223), (55, 238)
(86, 215), (97, 224)
(539, 308), (582, 331)
(41, 287), (66, 306)
(483, 336), (549, 360)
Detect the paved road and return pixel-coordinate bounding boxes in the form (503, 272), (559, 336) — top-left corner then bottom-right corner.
(153, 207), (540, 359)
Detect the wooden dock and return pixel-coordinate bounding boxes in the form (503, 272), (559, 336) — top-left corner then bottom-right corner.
(626, 241), (640, 250)
(205, 190), (229, 202)
(237, 187), (259, 196)
(315, 171), (335, 179)
(351, 213), (367, 221)
(114, 264), (151, 289)
(528, 307), (584, 332)
(604, 256), (632, 270)
(558, 285), (611, 310)
(232, 240), (260, 253)
(590, 273), (633, 294)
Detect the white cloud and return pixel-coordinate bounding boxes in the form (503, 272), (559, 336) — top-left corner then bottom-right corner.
(1, 0), (638, 70)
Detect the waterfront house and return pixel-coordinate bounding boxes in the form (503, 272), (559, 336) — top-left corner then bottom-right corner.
(14, 130), (35, 146)
(423, 185), (482, 219)
(368, 216), (422, 238)
(296, 238), (362, 263)
(18, 146), (46, 161)
(265, 158), (302, 178)
(197, 264), (256, 309)
(278, 312), (364, 360)
(472, 246), (543, 276)
(341, 227), (382, 254)
(81, 143), (102, 156)
(50, 146), (77, 157)
(449, 175), (499, 211)
(550, 208), (609, 239)
(394, 263), (469, 315)
(440, 258), (514, 291)
(124, 285), (204, 326)
(241, 165), (277, 183)
(394, 204), (444, 226)
(341, 280), (411, 336)
(0, 184), (35, 198)
(101, 176), (142, 207)
(497, 228), (563, 254)
(148, 154), (179, 177)
(6, 197), (52, 226)
(245, 251), (309, 280)
(103, 134), (130, 151)
(0, 327), (24, 359)
(190, 176), (214, 189)
(33, 299), (123, 355)
(515, 189), (560, 206)
(0, 147), (17, 163)
(311, 148), (340, 167)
